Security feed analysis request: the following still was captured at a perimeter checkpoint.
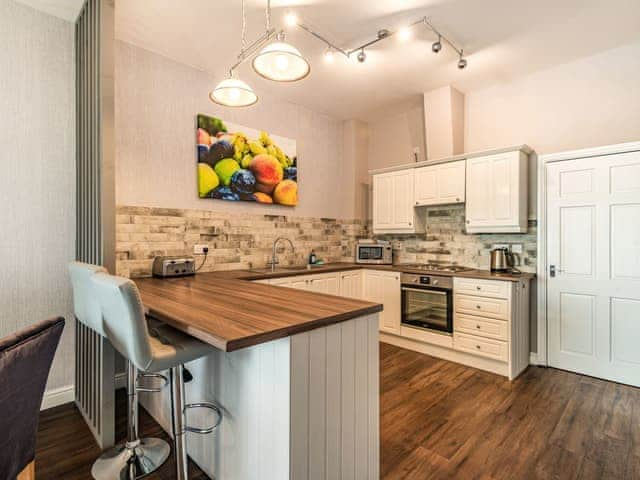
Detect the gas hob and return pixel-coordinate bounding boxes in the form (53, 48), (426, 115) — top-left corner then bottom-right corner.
(397, 263), (473, 273)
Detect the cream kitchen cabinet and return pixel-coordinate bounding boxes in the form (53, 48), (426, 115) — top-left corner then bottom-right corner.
(363, 270), (401, 335)
(414, 160), (466, 206)
(338, 270), (363, 299)
(465, 150), (528, 233)
(307, 272), (340, 295)
(452, 277), (530, 380)
(372, 169), (424, 234)
(269, 272), (339, 294)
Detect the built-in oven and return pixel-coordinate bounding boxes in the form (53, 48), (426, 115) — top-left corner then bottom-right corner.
(401, 273), (453, 334)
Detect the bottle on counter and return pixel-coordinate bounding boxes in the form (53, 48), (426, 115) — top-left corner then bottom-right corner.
(308, 250), (317, 265)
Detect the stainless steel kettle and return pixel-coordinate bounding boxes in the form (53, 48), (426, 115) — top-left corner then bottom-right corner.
(490, 247), (510, 272)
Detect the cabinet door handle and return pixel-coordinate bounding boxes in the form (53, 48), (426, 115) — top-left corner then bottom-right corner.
(456, 197), (460, 202)
(476, 305), (481, 309)
(476, 345), (481, 350)
(476, 324), (481, 329)
(466, 220), (470, 224)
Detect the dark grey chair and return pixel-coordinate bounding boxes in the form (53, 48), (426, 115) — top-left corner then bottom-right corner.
(0, 317), (65, 480)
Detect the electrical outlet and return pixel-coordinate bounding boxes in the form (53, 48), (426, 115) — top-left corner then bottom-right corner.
(492, 243), (510, 251)
(193, 244), (209, 255)
(511, 243), (523, 254)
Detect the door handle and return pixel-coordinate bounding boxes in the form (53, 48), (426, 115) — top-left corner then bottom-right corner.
(549, 265), (564, 277)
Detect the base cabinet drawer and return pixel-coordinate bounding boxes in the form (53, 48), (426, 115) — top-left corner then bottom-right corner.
(454, 278), (510, 299)
(454, 333), (508, 362)
(455, 294), (509, 320)
(454, 314), (508, 341)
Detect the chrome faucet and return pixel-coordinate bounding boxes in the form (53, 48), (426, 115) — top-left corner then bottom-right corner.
(269, 237), (295, 272)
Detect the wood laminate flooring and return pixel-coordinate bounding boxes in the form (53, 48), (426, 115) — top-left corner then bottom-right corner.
(35, 389), (208, 479)
(35, 343), (640, 479)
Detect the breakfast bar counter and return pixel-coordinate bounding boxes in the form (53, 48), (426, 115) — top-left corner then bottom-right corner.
(134, 272), (382, 480)
(135, 272), (382, 351)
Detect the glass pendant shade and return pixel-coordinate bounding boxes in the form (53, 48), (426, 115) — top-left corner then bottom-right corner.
(252, 41), (310, 82)
(209, 77), (258, 107)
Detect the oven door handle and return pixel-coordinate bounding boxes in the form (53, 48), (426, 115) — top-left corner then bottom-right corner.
(401, 287), (448, 295)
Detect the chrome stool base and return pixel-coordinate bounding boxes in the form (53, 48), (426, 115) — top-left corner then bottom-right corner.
(91, 437), (170, 480)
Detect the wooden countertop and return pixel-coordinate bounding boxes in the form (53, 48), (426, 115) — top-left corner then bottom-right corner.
(216, 262), (535, 283)
(135, 273), (383, 352)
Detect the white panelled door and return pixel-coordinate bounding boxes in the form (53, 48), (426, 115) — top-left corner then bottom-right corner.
(547, 151), (640, 386)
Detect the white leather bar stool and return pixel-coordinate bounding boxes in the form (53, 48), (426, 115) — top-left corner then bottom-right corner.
(90, 271), (222, 480)
(69, 262), (171, 479)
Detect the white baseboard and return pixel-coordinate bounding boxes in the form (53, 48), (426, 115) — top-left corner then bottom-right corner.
(41, 371), (128, 412)
(41, 385), (75, 410)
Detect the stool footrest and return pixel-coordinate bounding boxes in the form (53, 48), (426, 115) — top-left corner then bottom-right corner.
(184, 402), (223, 434)
(136, 372), (169, 393)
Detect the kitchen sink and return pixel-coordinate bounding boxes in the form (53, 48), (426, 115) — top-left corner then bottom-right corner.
(247, 265), (324, 274)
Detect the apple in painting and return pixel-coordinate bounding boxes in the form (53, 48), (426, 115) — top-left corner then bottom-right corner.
(273, 179), (298, 206)
(197, 128), (211, 146)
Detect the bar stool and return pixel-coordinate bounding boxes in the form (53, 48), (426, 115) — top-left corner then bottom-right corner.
(90, 271), (222, 480)
(69, 262), (172, 478)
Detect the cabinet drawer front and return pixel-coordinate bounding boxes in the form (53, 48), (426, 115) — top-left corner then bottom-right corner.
(454, 314), (508, 341)
(454, 333), (508, 362)
(455, 294), (509, 320)
(454, 277), (510, 299)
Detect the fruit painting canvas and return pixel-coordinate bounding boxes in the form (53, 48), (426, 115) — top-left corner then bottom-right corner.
(196, 114), (298, 206)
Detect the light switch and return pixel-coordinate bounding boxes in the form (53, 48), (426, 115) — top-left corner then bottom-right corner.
(511, 244), (523, 254)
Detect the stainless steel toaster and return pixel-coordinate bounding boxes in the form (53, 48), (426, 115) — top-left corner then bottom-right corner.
(152, 256), (196, 278)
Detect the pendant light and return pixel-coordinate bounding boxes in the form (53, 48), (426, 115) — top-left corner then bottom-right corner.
(252, 33), (310, 82)
(209, 75), (257, 107)
(252, 1), (310, 82)
(209, 0), (257, 107)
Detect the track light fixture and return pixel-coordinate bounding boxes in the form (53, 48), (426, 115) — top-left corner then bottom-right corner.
(457, 51), (467, 70)
(290, 14), (467, 70)
(432, 35), (442, 53)
(324, 48), (335, 63)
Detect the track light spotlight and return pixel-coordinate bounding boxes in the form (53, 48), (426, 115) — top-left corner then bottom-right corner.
(285, 11), (298, 27)
(432, 35), (442, 53)
(457, 55), (467, 70)
(324, 48), (335, 63)
(356, 49), (367, 63)
(398, 27), (412, 41)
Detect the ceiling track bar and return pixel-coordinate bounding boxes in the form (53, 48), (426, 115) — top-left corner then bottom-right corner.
(294, 15), (465, 60)
(229, 27), (278, 74)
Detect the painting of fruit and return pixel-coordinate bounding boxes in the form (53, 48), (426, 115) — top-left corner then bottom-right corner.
(196, 113), (297, 206)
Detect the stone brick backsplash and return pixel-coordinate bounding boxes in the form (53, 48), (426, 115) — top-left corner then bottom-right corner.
(116, 206), (369, 278)
(374, 204), (537, 273)
(116, 204), (536, 278)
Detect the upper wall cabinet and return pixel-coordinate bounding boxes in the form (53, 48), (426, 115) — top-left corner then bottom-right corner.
(414, 160), (466, 206)
(465, 150), (528, 233)
(373, 169), (424, 234)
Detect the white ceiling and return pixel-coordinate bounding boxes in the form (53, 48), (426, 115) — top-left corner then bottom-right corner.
(14, 0), (84, 21)
(16, 0), (640, 121)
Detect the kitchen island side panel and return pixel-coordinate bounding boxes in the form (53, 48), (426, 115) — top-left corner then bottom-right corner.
(139, 337), (291, 479)
(290, 313), (380, 480)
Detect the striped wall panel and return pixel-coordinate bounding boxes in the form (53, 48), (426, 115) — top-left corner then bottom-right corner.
(74, 0), (116, 449)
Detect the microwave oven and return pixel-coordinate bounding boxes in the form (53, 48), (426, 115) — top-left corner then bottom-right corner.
(356, 242), (392, 264)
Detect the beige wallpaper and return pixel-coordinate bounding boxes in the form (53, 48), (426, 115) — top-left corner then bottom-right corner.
(0, 1), (75, 391)
(115, 41), (360, 220)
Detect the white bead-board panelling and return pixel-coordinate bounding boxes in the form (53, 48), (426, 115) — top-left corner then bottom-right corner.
(115, 41), (357, 220)
(290, 314), (380, 480)
(139, 337), (291, 480)
(0, 0), (75, 391)
(140, 313), (380, 479)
